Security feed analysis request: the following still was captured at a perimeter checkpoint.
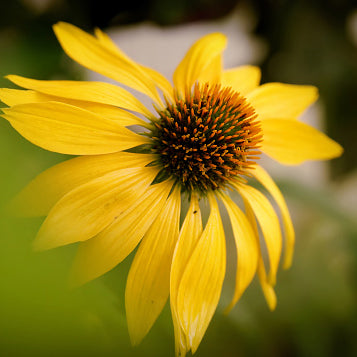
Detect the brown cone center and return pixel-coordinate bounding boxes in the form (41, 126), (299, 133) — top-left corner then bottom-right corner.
(150, 83), (262, 194)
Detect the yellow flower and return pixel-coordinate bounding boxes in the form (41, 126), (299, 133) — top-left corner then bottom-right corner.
(0, 22), (343, 356)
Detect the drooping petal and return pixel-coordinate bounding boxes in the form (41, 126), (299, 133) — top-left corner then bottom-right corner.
(33, 166), (159, 251)
(5, 75), (152, 117)
(220, 193), (258, 312)
(261, 118), (344, 165)
(170, 194), (202, 357)
(53, 22), (162, 104)
(126, 185), (181, 345)
(9, 152), (155, 217)
(234, 182), (282, 286)
(176, 194), (226, 353)
(243, 200), (277, 310)
(94, 28), (174, 101)
(1, 102), (149, 155)
(173, 33), (227, 96)
(246, 83), (318, 120)
(0, 88), (148, 127)
(256, 260), (277, 311)
(248, 165), (295, 269)
(221, 65), (261, 95)
(70, 179), (174, 286)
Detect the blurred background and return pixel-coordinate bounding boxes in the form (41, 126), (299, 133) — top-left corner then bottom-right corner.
(0, 0), (356, 356)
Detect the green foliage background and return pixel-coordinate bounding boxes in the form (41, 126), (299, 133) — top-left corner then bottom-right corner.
(0, 1), (356, 356)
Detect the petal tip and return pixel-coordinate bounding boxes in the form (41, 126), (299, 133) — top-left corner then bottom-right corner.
(306, 85), (319, 99)
(53, 21), (68, 29)
(264, 285), (277, 311)
(208, 32), (227, 52)
(332, 142), (344, 158)
(127, 329), (144, 347)
(33, 227), (59, 252)
(223, 303), (234, 315)
(53, 21), (73, 38)
(283, 251), (294, 270)
(268, 299), (277, 311)
(32, 238), (48, 252)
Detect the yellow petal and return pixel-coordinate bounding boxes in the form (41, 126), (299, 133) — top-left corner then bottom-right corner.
(221, 65), (261, 95)
(0, 88), (147, 127)
(9, 152), (155, 217)
(71, 105), (147, 127)
(243, 199), (277, 310)
(261, 119), (344, 165)
(53, 22), (162, 104)
(140, 66), (175, 103)
(197, 54), (223, 86)
(246, 83), (318, 119)
(126, 185), (181, 345)
(173, 33), (227, 96)
(170, 194), (202, 357)
(94, 28), (174, 101)
(33, 166), (159, 251)
(6, 75), (152, 117)
(0, 88), (48, 106)
(1, 102), (149, 155)
(176, 194), (226, 353)
(257, 261), (277, 310)
(220, 193), (258, 312)
(234, 183), (282, 286)
(93, 27), (124, 52)
(248, 165), (295, 269)
(70, 179), (174, 286)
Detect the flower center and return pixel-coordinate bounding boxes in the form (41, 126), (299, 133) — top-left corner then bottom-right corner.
(150, 83), (262, 195)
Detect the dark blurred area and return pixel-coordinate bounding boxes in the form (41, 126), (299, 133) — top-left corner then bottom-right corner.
(0, 1), (356, 357)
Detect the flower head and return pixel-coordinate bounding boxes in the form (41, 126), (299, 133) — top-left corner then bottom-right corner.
(0, 22), (343, 356)
(150, 82), (262, 194)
